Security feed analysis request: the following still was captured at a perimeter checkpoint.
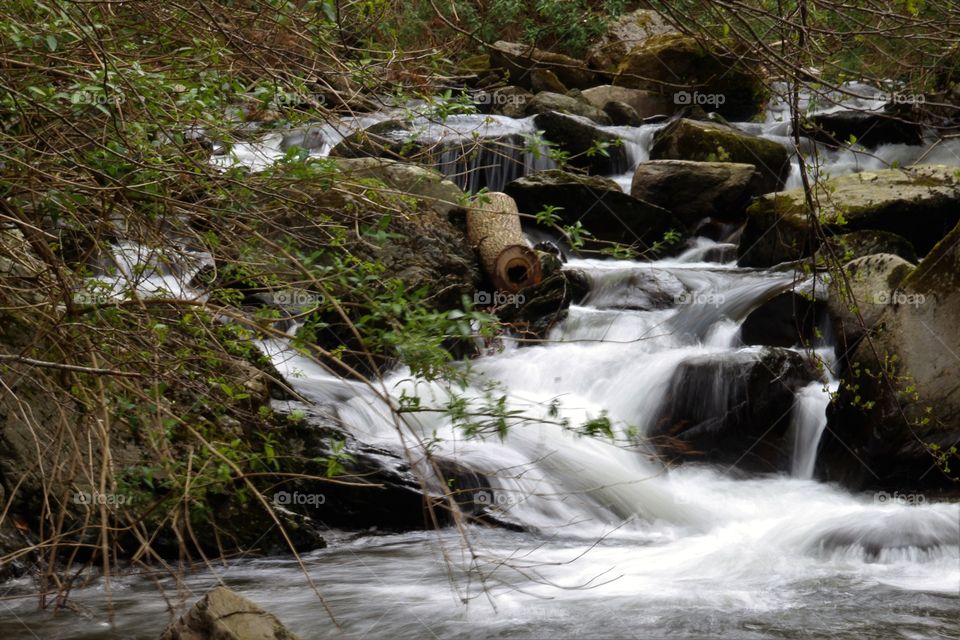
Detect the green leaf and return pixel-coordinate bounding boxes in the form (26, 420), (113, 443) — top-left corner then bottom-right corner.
(46, 35), (57, 51)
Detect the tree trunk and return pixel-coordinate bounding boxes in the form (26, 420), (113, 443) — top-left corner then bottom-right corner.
(466, 192), (542, 293)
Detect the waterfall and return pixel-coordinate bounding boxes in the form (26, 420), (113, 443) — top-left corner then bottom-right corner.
(788, 381), (837, 479)
(27, 83), (960, 640)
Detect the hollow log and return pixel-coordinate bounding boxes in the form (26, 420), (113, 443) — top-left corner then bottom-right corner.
(466, 192), (542, 293)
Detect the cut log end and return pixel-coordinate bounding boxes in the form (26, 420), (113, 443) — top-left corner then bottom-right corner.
(494, 245), (542, 293)
(466, 192), (543, 294)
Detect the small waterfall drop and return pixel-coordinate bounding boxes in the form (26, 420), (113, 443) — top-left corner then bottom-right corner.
(789, 381), (837, 479)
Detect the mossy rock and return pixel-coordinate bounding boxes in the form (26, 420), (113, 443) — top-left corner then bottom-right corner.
(524, 91), (611, 125)
(328, 119), (421, 161)
(532, 111), (628, 175)
(650, 118), (790, 194)
(504, 169), (687, 257)
(488, 41), (597, 90)
(819, 221), (960, 491)
(826, 253), (916, 344)
(587, 9), (674, 72)
(630, 159), (766, 225)
(815, 230), (918, 266)
(738, 165), (960, 267)
(615, 33), (766, 120)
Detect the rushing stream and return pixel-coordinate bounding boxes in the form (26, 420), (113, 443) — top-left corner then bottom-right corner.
(3, 86), (959, 639)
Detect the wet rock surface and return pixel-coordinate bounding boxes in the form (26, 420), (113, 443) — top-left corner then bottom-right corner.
(651, 348), (822, 473)
(739, 165), (960, 268)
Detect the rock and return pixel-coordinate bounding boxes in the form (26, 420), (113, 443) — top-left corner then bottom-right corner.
(483, 85), (533, 118)
(738, 165), (960, 268)
(587, 8), (674, 72)
(615, 33), (766, 120)
(814, 230), (918, 265)
(827, 253), (916, 348)
(739, 291), (829, 349)
(819, 222), (960, 490)
(280, 126), (324, 152)
(488, 41), (597, 90)
(160, 587), (302, 640)
(630, 159), (767, 226)
(805, 110), (923, 148)
(651, 348), (821, 472)
(701, 243), (738, 263)
(497, 269), (590, 340)
(532, 112), (628, 175)
(581, 85), (674, 119)
(529, 69), (568, 94)
(0, 517), (34, 580)
(524, 92), (611, 125)
(603, 101), (642, 126)
(650, 119), (790, 194)
(332, 158), (463, 217)
(580, 267), (686, 311)
(505, 169), (686, 256)
(328, 119), (416, 160)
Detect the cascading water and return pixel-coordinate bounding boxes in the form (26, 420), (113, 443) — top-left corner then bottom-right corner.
(9, 251), (957, 640)
(8, 85), (959, 639)
(789, 380), (838, 480)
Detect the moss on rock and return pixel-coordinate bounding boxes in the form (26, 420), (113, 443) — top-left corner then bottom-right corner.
(739, 165), (960, 267)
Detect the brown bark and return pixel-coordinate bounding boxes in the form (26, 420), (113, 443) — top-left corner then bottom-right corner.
(466, 192), (542, 293)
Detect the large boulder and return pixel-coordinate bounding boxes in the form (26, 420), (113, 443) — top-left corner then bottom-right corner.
(497, 268), (590, 340)
(826, 253), (916, 349)
(814, 229), (918, 266)
(532, 112), (629, 175)
(160, 587), (302, 640)
(630, 160), (766, 226)
(614, 33), (766, 120)
(651, 348), (822, 472)
(581, 85), (675, 119)
(332, 158), (463, 217)
(488, 41), (597, 90)
(650, 118), (790, 194)
(280, 126), (324, 152)
(587, 9), (674, 72)
(818, 222), (960, 490)
(529, 69), (568, 94)
(739, 291), (829, 349)
(738, 165), (960, 268)
(477, 86), (533, 118)
(504, 169), (686, 256)
(328, 119), (417, 160)
(524, 91), (611, 125)
(603, 101), (643, 127)
(805, 110), (923, 149)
